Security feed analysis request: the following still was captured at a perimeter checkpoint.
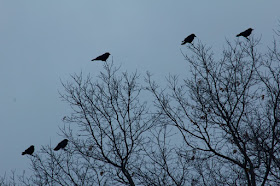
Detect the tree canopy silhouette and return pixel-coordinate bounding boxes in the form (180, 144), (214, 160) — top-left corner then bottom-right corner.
(2, 29), (280, 186)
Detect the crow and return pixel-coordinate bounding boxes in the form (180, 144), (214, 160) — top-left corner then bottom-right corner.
(22, 145), (34, 155)
(91, 52), (110, 62)
(54, 139), (68, 151)
(181, 34), (196, 45)
(236, 28), (253, 39)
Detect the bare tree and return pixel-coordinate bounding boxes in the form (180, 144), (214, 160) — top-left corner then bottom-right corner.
(8, 62), (155, 186)
(1, 61), (195, 186)
(57, 62), (157, 185)
(147, 35), (280, 185)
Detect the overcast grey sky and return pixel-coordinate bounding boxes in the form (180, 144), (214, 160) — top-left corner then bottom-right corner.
(0, 0), (280, 176)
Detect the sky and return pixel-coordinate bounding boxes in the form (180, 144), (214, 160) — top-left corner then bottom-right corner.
(0, 0), (280, 176)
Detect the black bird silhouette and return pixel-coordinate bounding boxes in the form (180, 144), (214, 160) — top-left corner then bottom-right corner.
(236, 28), (253, 39)
(54, 139), (68, 151)
(22, 145), (34, 155)
(91, 52), (110, 62)
(181, 34), (196, 45)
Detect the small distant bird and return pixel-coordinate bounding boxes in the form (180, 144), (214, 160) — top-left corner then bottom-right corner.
(88, 145), (93, 151)
(236, 28), (253, 39)
(22, 145), (34, 155)
(191, 155), (195, 160)
(192, 149), (196, 154)
(181, 34), (196, 45)
(54, 139), (68, 151)
(91, 52), (110, 62)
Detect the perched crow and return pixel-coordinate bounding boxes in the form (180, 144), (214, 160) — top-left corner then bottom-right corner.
(54, 139), (68, 151)
(181, 34), (196, 45)
(91, 52), (110, 62)
(236, 28), (253, 39)
(22, 145), (34, 155)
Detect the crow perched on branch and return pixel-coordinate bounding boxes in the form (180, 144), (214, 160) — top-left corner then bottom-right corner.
(91, 52), (110, 62)
(181, 34), (196, 45)
(236, 28), (253, 39)
(22, 145), (34, 155)
(54, 139), (68, 151)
